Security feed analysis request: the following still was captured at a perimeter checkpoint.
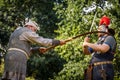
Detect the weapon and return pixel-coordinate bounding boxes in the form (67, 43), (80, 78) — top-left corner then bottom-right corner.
(87, 11), (97, 38)
(100, 65), (106, 80)
(43, 1), (112, 53)
(44, 31), (110, 52)
(89, 12), (97, 32)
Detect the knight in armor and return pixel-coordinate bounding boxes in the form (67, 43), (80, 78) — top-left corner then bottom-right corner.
(83, 16), (117, 80)
(2, 20), (66, 80)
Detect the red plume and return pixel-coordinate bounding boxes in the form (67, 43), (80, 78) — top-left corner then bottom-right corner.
(99, 16), (110, 27)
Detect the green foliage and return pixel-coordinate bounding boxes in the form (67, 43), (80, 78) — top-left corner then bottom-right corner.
(26, 77), (35, 80)
(0, 0), (120, 80)
(52, 0), (94, 79)
(52, 0), (120, 79)
(0, 59), (4, 77)
(0, 0), (59, 47)
(0, 0), (61, 79)
(27, 52), (66, 80)
(52, 56), (91, 80)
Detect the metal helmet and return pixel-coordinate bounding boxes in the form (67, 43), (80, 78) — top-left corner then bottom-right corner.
(98, 24), (107, 32)
(25, 20), (40, 30)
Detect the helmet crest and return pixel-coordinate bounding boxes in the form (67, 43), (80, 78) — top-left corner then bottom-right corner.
(99, 16), (110, 27)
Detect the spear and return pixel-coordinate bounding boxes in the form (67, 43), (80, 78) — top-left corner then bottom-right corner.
(44, 31), (110, 52)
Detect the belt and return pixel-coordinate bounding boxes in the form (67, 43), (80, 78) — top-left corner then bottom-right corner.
(8, 48), (29, 59)
(93, 61), (112, 66)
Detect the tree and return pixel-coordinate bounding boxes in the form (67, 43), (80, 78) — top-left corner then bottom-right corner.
(0, 0), (64, 79)
(0, 0), (120, 79)
(52, 0), (120, 79)
(0, 0), (59, 47)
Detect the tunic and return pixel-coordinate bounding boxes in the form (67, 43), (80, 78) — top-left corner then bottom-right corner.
(88, 35), (116, 80)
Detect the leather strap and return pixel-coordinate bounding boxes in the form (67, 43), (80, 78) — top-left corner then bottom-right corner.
(8, 48), (29, 59)
(94, 61), (112, 66)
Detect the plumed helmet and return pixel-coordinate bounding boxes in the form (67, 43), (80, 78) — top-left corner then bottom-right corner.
(25, 20), (40, 30)
(99, 16), (110, 27)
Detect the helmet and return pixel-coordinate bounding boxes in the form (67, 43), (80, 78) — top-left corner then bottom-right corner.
(98, 25), (107, 32)
(25, 20), (40, 30)
(99, 16), (110, 27)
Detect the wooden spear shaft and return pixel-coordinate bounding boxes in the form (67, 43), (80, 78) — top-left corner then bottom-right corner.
(45, 31), (110, 52)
